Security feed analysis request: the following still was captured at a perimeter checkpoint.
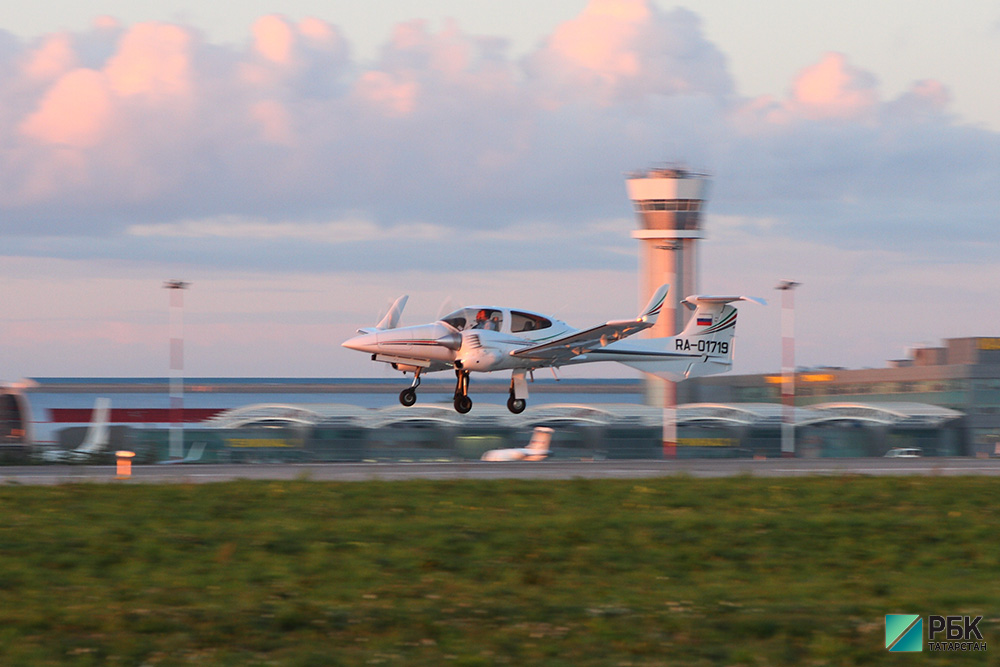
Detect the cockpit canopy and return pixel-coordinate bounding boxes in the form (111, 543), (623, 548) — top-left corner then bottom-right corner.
(441, 308), (553, 334)
(441, 307), (503, 332)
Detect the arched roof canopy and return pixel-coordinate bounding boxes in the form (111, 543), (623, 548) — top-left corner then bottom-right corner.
(677, 403), (820, 428)
(203, 404), (359, 429)
(800, 402), (963, 427)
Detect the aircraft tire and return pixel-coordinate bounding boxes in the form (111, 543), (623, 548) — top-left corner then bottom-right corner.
(454, 396), (473, 414)
(399, 388), (417, 407)
(507, 397), (526, 414)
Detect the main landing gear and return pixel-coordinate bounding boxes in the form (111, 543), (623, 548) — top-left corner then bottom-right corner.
(453, 369), (472, 414)
(400, 368), (528, 415)
(399, 370), (421, 407)
(507, 370), (528, 414)
(507, 392), (526, 414)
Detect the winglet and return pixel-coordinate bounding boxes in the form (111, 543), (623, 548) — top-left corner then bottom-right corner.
(639, 284), (670, 324)
(375, 295), (408, 330)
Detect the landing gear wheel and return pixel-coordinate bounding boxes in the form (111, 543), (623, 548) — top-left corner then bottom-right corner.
(454, 395), (473, 414)
(399, 388), (417, 407)
(507, 396), (526, 414)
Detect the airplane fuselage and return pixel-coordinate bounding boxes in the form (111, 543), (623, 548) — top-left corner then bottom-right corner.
(343, 306), (577, 374)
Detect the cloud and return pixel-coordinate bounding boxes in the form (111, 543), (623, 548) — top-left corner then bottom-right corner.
(0, 0), (995, 276)
(789, 52), (878, 120)
(525, 1), (734, 105)
(19, 68), (112, 147)
(105, 22), (192, 98)
(126, 215), (447, 243)
(21, 33), (77, 81)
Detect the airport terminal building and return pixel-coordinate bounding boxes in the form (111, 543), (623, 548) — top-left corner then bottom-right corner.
(683, 336), (1000, 457)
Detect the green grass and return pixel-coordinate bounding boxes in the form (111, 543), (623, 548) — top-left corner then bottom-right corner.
(0, 476), (997, 665)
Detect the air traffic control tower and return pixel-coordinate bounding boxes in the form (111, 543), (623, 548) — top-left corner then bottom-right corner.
(627, 166), (708, 340)
(626, 167), (709, 418)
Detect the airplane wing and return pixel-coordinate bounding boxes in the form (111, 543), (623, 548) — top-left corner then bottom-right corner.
(510, 319), (653, 362)
(510, 284), (669, 364)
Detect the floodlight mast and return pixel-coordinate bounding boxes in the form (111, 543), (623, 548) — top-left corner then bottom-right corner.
(776, 280), (801, 458)
(164, 280), (190, 460)
(626, 166), (709, 458)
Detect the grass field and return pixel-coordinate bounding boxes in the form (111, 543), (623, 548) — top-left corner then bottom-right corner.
(0, 475), (997, 665)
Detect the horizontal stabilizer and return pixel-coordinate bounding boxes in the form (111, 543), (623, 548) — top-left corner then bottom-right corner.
(682, 295), (766, 309)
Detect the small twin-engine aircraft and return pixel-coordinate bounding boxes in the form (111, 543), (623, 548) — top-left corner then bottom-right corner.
(342, 285), (763, 414)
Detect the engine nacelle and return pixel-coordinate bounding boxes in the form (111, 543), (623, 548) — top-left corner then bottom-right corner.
(391, 363), (426, 374)
(457, 332), (505, 371)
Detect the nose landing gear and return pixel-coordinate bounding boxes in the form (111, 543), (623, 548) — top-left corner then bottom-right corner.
(453, 369), (472, 414)
(399, 370), (421, 407)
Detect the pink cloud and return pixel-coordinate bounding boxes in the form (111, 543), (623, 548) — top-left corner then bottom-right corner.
(105, 22), (193, 98)
(19, 68), (112, 147)
(253, 15), (296, 65)
(22, 33), (77, 81)
(298, 17), (336, 46)
(547, 0), (648, 78)
(353, 70), (419, 116)
(526, 0), (733, 105)
(790, 52), (878, 120)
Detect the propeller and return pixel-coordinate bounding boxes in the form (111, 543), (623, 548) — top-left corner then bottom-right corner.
(436, 295), (457, 321)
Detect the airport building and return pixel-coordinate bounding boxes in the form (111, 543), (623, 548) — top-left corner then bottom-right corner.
(683, 336), (1000, 457)
(0, 386), (32, 462)
(9, 368), (972, 462)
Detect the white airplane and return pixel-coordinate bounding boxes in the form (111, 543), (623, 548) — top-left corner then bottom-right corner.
(40, 397), (111, 462)
(343, 285), (763, 414)
(482, 427), (553, 461)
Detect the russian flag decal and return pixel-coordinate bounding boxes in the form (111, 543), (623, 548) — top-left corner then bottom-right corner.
(697, 316), (712, 326)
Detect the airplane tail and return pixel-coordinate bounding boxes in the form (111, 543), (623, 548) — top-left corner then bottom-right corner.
(375, 295), (408, 330)
(614, 296), (764, 381)
(357, 295), (409, 335)
(526, 427), (553, 455)
(75, 397), (111, 455)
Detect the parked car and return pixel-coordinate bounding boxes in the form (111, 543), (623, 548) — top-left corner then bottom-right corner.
(884, 447), (923, 458)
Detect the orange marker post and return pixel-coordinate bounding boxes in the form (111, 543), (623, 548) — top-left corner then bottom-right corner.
(116, 450), (135, 478)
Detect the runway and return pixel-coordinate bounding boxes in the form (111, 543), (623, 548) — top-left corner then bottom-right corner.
(3, 458), (1000, 485)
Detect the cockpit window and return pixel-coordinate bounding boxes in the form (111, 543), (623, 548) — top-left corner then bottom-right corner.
(442, 308), (503, 332)
(511, 311), (552, 333)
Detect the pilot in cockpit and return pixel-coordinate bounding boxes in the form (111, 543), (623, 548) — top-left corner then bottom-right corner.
(475, 309), (499, 331)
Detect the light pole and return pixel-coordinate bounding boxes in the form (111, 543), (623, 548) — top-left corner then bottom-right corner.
(164, 280), (190, 460)
(776, 280), (800, 458)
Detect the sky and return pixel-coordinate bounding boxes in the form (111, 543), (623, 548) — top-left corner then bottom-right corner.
(1, 0), (998, 380)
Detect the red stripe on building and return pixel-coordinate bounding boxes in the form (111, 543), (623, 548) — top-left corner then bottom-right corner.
(48, 408), (225, 423)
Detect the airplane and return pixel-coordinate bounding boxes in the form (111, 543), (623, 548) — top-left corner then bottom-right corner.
(39, 397), (111, 462)
(342, 284), (763, 414)
(481, 427), (553, 461)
